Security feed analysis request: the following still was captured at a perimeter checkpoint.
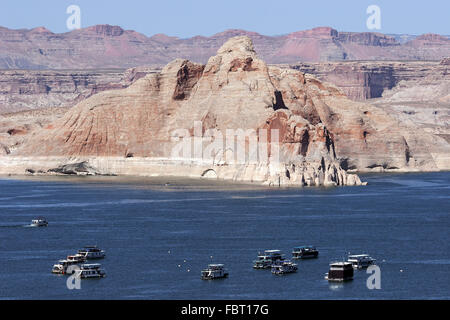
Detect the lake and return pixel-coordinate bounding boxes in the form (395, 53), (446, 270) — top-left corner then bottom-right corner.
(0, 172), (449, 299)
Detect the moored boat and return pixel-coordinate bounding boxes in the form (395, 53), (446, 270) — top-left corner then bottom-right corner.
(271, 261), (298, 275)
(67, 254), (87, 264)
(325, 262), (354, 282)
(253, 250), (285, 269)
(347, 254), (376, 269)
(77, 246), (105, 259)
(75, 264), (106, 279)
(201, 264), (229, 280)
(51, 259), (81, 275)
(292, 246), (319, 259)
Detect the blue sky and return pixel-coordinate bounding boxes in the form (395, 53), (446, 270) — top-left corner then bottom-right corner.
(1, 0), (449, 37)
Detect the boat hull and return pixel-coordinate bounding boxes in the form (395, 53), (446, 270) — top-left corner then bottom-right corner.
(292, 253), (319, 259)
(30, 223), (48, 227)
(325, 275), (353, 282)
(202, 273), (228, 280)
(79, 273), (106, 279)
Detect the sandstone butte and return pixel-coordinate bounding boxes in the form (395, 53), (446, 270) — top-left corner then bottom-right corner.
(0, 37), (449, 186)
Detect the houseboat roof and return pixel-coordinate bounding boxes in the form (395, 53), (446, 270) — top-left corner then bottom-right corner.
(79, 246), (102, 252)
(294, 246), (315, 250)
(330, 261), (353, 267)
(264, 250), (281, 254)
(208, 264), (224, 267)
(348, 254), (371, 258)
(57, 259), (69, 264)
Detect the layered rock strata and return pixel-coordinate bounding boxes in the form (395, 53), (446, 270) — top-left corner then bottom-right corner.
(0, 37), (365, 186)
(0, 67), (159, 114)
(1, 25), (449, 69)
(289, 60), (449, 101)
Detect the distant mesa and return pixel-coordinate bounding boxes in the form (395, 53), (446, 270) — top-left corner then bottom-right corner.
(150, 33), (180, 43)
(85, 24), (125, 36)
(0, 24), (449, 69)
(29, 26), (52, 34)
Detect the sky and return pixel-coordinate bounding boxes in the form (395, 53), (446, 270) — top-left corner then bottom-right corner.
(0, 0), (449, 38)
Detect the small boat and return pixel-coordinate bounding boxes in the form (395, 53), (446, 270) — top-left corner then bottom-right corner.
(347, 254), (376, 269)
(201, 264), (229, 280)
(51, 259), (81, 275)
(75, 264), (106, 279)
(77, 246), (105, 259)
(271, 261), (298, 275)
(31, 217), (48, 227)
(325, 262), (354, 282)
(253, 250), (285, 269)
(292, 246), (319, 259)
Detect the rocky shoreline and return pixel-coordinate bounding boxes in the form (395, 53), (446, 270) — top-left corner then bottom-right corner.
(0, 157), (366, 187)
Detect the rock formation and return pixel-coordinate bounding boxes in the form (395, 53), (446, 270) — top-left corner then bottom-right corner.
(2, 60), (447, 116)
(0, 67), (159, 114)
(1, 25), (449, 70)
(1, 37), (448, 183)
(47, 161), (112, 176)
(0, 37), (365, 187)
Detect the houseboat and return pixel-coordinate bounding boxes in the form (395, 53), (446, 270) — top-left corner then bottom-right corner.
(31, 217), (48, 227)
(347, 254), (376, 269)
(67, 254), (87, 264)
(75, 264), (106, 279)
(325, 262), (354, 282)
(201, 264), (229, 280)
(77, 246), (106, 259)
(51, 259), (81, 275)
(271, 261), (298, 275)
(253, 250), (285, 269)
(292, 246), (319, 259)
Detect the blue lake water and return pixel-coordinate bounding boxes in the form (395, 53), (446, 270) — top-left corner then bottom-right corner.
(0, 172), (449, 300)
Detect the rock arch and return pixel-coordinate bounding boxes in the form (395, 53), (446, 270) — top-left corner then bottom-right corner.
(201, 169), (218, 179)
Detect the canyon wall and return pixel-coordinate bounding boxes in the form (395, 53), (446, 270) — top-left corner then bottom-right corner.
(0, 67), (158, 114)
(2, 60), (446, 116)
(289, 60), (449, 100)
(1, 25), (449, 70)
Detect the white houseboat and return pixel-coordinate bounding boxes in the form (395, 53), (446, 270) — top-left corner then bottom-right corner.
(67, 254), (87, 264)
(201, 264), (229, 280)
(271, 261), (298, 275)
(75, 264), (106, 279)
(347, 254), (376, 269)
(253, 250), (285, 269)
(51, 259), (81, 275)
(292, 246), (319, 259)
(77, 246), (106, 259)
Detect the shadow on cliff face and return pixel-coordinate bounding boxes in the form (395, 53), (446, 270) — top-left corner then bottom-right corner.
(273, 90), (288, 111)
